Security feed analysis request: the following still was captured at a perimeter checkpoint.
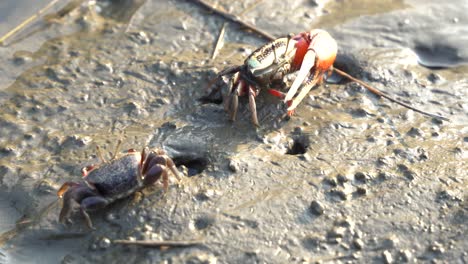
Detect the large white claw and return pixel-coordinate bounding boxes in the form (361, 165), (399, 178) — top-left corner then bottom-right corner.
(284, 50), (316, 102)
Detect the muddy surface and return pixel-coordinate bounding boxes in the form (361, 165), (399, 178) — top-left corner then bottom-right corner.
(0, 0), (467, 263)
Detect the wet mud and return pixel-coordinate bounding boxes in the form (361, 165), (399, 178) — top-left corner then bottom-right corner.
(0, 0), (467, 263)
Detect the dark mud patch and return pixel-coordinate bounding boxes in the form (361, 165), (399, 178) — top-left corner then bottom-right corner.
(413, 43), (465, 69)
(198, 78), (225, 105)
(397, 164), (416, 180)
(192, 215), (215, 230)
(327, 53), (364, 84)
(173, 155), (209, 176)
(0, 194), (22, 238)
(198, 92), (223, 105)
(286, 134), (309, 155)
(285, 127), (311, 155)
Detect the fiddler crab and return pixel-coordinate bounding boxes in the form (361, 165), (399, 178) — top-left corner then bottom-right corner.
(57, 143), (182, 229)
(205, 29), (337, 126)
(205, 28), (449, 126)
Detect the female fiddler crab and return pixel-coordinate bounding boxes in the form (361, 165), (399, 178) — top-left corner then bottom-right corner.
(205, 29), (337, 126)
(57, 143), (182, 229)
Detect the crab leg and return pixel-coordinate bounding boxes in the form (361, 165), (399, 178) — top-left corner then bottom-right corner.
(144, 164), (166, 190)
(80, 196), (108, 229)
(248, 85), (259, 126)
(224, 72), (239, 112)
(271, 43), (279, 64)
(111, 139), (123, 160)
(57, 182), (74, 198)
(229, 81), (243, 121)
(96, 145), (108, 163)
(268, 88), (286, 99)
(58, 183), (100, 229)
(208, 65), (241, 95)
(163, 155), (182, 181)
(141, 150), (154, 179)
(58, 188), (73, 223)
(281, 33), (294, 61)
(161, 169), (169, 192)
(139, 147), (148, 178)
(202, 65), (242, 104)
(80, 207), (94, 229)
(284, 49), (316, 102)
(217, 65), (242, 77)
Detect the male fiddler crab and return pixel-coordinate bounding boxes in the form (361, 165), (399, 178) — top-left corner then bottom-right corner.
(57, 143), (182, 229)
(204, 29), (449, 126)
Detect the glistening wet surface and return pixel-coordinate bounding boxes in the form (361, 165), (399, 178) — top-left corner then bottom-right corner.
(0, 0), (467, 263)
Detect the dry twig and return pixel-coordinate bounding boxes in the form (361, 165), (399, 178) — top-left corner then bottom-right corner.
(211, 23), (226, 60)
(333, 68), (449, 121)
(113, 239), (203, 248)
(0, 0), (61, 45)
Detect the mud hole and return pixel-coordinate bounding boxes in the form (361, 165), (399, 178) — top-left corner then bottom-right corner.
(0, 0), (467, 263)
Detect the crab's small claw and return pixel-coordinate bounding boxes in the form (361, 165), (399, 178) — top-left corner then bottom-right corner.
(81, 165), (95, 177)
(57, 182), (76, 198)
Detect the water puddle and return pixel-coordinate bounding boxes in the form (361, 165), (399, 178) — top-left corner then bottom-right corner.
(413, 43), (466, 69)
(0, 195), (21, 263)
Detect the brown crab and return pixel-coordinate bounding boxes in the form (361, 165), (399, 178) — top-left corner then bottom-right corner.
(57, 144), (181, 229)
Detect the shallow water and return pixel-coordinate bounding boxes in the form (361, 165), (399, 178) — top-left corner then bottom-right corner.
(0, 196), (21, 238)
(0, 0), (467, 263)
